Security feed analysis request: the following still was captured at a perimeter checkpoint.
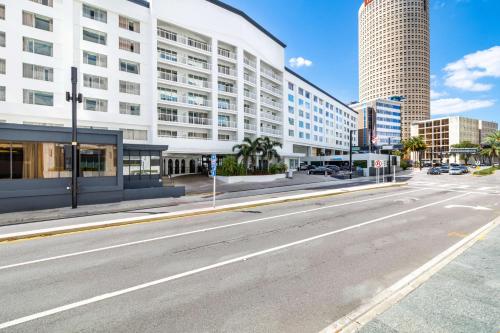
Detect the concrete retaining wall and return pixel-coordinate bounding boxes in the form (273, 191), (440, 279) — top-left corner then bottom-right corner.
(216, 174), (286, 184)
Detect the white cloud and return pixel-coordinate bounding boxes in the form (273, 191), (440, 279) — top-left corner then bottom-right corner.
(289, 57), (313, 68)
(431, 98), (495, 115)
(430, 90), (447, 99)
(444, 45), (500, 92)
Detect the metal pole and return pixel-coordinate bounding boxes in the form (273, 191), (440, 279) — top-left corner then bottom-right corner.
(71, 67), (78, 209)
(212, 174), (216, 208)
(349, 130), (353, 179)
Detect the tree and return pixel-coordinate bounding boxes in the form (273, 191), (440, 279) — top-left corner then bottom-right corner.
(451, 141), (480, 165)
(232, 137), (262, 171)
(402, 136), (427, 169)
(482, 131), (500, 165)
(259, 137), (282, 171)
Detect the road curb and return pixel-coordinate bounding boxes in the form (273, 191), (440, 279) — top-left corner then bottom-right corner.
(318, 215), (500, 333)
(0, 182), (406, 243)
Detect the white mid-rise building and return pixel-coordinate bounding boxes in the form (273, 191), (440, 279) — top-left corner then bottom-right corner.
(0, 0), (356, 175)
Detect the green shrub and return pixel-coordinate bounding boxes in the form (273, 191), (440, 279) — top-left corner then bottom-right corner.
(218, 156), (247, 176)
(353, 160), (367, 169)
(400, 160), (411, 170)
(473, 166), (499, 176)
(269, 162), (288, 175)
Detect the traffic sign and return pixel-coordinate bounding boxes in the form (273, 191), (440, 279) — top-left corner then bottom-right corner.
(210, 154), (217, 176)
(374, 160), (383, 168)
(382, 145), (394, 150)
(351, 146), (361, 152)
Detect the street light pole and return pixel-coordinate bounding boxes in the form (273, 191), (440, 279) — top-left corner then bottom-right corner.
(66, 67), (82, 209)
(349, 129), (354, 179)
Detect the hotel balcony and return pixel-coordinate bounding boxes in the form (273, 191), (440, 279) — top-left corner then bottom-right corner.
(218, 102), (238, 114)
(260, 68), (282, 83)
(158, 72), (211, 92)
(157, 50), (211, 73)
(260, 81), (282, 97)
(157, 27), (211, 55)
(217, 47), (237, 62)
(244, 57), (257, 71)
(218, 84), (238, 97)
(244, 90), (257, 102)
(260, 112), (282, 124)
(158, 92), (211, 110)
(244, 106), (257, 117)
(157, 114), (212, 127)
(218, 66), (237, 78)
(244, 73), (257, 86)
(261, 127), (282, 137)
(158, 131), (212, 140)
(244, 123), (257, 132)
(218, 120), (238, 130)
(260, 97), (282, 111)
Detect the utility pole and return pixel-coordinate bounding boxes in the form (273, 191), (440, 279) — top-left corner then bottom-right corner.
(66, 67), (82, 209)
(349, 129), (353, 179)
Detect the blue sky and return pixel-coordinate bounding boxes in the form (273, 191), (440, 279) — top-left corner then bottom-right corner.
(220, 0), (500, 123)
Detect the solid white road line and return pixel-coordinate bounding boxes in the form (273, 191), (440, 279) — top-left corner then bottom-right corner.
(0, 191), (470, 330)
(0, 188), (427, 271)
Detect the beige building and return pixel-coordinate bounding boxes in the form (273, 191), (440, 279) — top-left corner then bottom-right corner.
(358, 0), (430, 139)
(410, 117), (499, 161)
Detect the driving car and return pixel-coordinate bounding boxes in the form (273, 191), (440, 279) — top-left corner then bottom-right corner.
(427, 167), (441, 175)
(439, 165), (449, 173)
(449, 167), (463, 175)
(308, 166), (334, 175)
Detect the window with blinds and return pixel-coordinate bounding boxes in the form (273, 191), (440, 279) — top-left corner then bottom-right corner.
(0, 86), (5, 101)
(119, 37), (140, 54)
(83, 74), (108, 90)
(23, 63), (54, 81)
(83, 50), (107, 67)
(0, 31), (5, 47)
(119, 81), (140, 95)
(119, 102), (141, 116)
(84, 98), (108, 112)
(82, 4), (107, 23)
(121, 129), (147, 141)
(119, 16), (140, 33)
(0, 5), (5, 20)
(23, 89), (54, 106)
(22, 11), (53, 31)
(23, 37), (53, 56)
(30, 0), (53, 7)
(0, 59), (4, 74)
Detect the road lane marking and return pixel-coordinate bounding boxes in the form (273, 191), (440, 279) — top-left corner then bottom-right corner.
(0, 191), (470, 329)
(0, 189), (428, 271)
(445, 204), (492, 211)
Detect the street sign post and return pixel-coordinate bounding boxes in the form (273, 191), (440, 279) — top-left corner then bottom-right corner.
(374, 160), (383, 184)
(211, 154), (217, 208)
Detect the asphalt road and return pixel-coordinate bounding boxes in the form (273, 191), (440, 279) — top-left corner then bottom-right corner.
(1, 182), (499, 332)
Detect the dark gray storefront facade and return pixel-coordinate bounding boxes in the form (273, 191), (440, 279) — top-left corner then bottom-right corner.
(0, 123), (184, 213)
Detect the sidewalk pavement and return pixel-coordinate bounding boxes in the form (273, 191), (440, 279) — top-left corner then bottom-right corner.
(359, 223), (500, 333)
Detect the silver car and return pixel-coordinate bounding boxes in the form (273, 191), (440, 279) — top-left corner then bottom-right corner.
(449, 167), (463, 175)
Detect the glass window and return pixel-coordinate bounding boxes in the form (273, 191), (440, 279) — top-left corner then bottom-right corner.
(119, 81), (140, 95)
(23, 37), (53, 56)
(151, 153), (160, 175)
(288, 82), (294, 90)
(120, 102), (141, 116)
(0, 31), (5, 47)
(23, 89), (53, 106)
(288, 94), (294, 102)
(23, 11), (53, 31)
(30, 0), (53, 7)
(119, 16), (140, 33)
(82, 4), (107, 23)
(83, 51), (107, 67)
(119, 37), (140, 53)
(140, 154), (151, 175)
(83, 74), (108, 90)
(0, 58), (4, 75)
(23, 63), (53, 81)
(0, 86), (5, 101)
(119, 59), (139, 74)
(79, 144), (116, 177)
(84, 97), (107, 112)
(0, 142), (10, 178)
(0, 5), (4, 20)
(83, 28), (107, 45)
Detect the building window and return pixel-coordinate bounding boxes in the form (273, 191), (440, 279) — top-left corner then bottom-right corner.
(84, 97), (107, 112)
(23, 63), (53, 81)
(121, 129), (147, 141)
(0, 4), (5, 19)
(288, 129), (294, 137)
(119, 59), (140, 74)
(22, 11), (53, 31)
(79, 144), (117, 177)
(0, 86), (5, 101)
(0, 31), (5, 47)
(0, 58), (4, 74)
(119, 80), (140, 95)
(82, 4), (107, 23)
(82, 28), (106, 45)
(29, 0), (53, 7)
(119, 37), (140, 54)
(23, 89), (53, 106)
(83, 51), (107, 67)
(120, 102), (140, 116)
(288, 82), (294, 90)
(83, 74), (108, 90)
(119, 16), (140, 33)
(23, 37), (53, 56)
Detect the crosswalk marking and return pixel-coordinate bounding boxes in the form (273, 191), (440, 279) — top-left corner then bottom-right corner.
(408, 181), (498, 193)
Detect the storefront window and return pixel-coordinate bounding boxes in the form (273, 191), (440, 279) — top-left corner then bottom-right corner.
(151, 153), (160, 175)
(123, 150), (162, 176)
(79, 144), (117, 177)
(0, 142), (10, 179)
(140, 153), (151, 175)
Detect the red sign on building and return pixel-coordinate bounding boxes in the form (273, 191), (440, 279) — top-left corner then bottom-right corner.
(364, 0), (374, 5)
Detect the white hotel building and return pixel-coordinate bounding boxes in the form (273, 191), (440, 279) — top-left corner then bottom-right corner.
(0, 0), (357, 174)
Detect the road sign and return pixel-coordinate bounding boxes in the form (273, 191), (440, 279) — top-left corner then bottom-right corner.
(210, 154), (217, 177)
(374, 160), (383, 168)
(475, 160), (481, 166)
(351, 146), (361, 152)
(382, 145), (394, 150)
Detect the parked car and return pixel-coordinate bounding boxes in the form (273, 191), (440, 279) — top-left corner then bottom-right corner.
(440, 165), (450, 173)
(427, 167), (441, 175)
(325, 165), (340, 172)
(423, 162), (432, 168)
(459, 165), (469, 174)
(309, 166), (334, 175)
(299, 164), (316, 171)
(449, 167), (463, 175)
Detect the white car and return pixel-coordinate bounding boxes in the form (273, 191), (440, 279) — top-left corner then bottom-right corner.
(449, 167), (463, 175)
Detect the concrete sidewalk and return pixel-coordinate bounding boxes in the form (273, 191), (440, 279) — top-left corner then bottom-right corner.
(359, 223), (500, 333)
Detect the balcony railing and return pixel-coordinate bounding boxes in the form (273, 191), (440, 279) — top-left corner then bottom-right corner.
(244, 73), (257, 84)
(218, 47), (237, 60)
(218, 103), (238, 111)
(158, 114), (211, 126)
(261, 82), (282, 96)
(261, 127), (282, 136)
(260, 68), (281, 81)
(158, 132), (211, 140)
(157, 27), (211, 52)
(218, 84), (237, 94)
(244, 90), (256, 100)
(218, 121), (238, 129)
(244, 57), (256, 69)
(158, 50), (211, 71)
(158, 72), (211, 89)
(158, 93), (211, 108)
(244, 123), (257, 131)
(260, 112), (281, 122)
(244, 106), (257, 116)
(261, 98), (282, 110)
(218, 67), (237, 77)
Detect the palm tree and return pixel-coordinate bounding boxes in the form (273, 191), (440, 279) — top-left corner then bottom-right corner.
(259, 136), (282, 171)
(403, 136), (427, 169)
(482, 130), (500, 165)
(232, 137), (262, 171)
